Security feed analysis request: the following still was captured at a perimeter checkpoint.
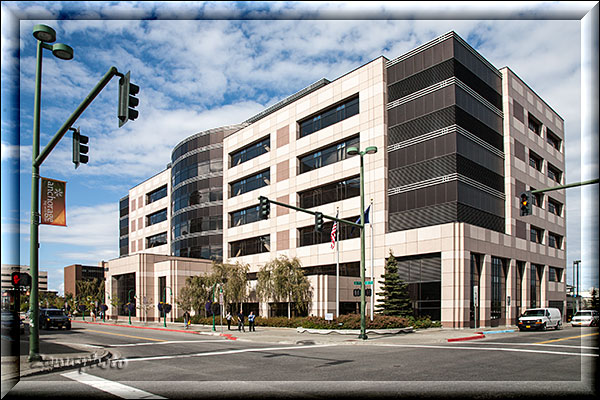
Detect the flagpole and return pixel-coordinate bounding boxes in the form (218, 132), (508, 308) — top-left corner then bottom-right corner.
(336, 207), (340, 318)
(370, 199), (374, 321)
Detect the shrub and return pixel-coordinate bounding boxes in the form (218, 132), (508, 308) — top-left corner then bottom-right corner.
(173, 313), (440, 329)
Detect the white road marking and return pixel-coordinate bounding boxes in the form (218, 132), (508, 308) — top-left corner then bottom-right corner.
(109, 339), (221, 347)
(374, 343), (599, 357)
(117, 344), (336, 362)
(62, 371), (166, 399)
(461, 341), (599, 350)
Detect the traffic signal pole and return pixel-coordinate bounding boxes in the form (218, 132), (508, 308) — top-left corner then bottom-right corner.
(530, 178), (598, 195)
(28, 66), (128, 361)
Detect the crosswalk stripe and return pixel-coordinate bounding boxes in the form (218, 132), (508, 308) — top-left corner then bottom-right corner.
(62, 371), (166, 399)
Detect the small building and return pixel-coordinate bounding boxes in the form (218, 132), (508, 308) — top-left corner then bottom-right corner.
(105, 253), (213, 322)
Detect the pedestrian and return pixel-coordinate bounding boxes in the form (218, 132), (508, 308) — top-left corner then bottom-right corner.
(226, 311), (232, 330)
(237, 310), (245, 332)
(91, 308), (96, 322)
(183, 310), (191, 329)
(248, 311), (256, 332)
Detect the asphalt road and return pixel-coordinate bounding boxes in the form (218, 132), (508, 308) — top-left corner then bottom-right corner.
(5, 323), (599, 399)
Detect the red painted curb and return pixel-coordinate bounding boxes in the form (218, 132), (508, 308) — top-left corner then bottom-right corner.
(72, 320), (238, 340)
(447, 334), (485, 342)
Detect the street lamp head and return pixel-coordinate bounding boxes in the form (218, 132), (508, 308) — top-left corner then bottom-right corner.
(347, 146), (359, 156)
(51, 43), (74, 60)
(33, 24), (56, 43)
(365, 146), (378, 155)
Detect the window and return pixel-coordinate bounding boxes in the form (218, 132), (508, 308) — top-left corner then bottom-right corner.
(528, 114), (542, 135)
(530, 187), (543, 208)
(299, 95), (359, 138)
(229, 235), (270, 257)
(491, 257), (504, 320)
(549, 267), (563, 282)
(230, 136), (270, 167)
(146, 209), (167, 226)
(230, 205), (264, 227)
(530, 264), (540, 308)
(548, 232), (563, 249)
(546, 128), (561, 151)
(147, 232), (167, 248)
(146, 185), (167, 205)
(548, 198), (562, 216)
(528, 151), (543, 171)
(230, 169), (270, 197)
(299, 135), (359, 174)
(530, 226), (544, 244)
(547, 163), (562, 183)
(298, 215), (360, 247)
(298, 176), (360, 209)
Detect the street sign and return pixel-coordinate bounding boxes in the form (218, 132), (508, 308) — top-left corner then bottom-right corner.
(365, 281), (373, 285)
(354, 281), (361, 285)
(325, 313), (333, 321)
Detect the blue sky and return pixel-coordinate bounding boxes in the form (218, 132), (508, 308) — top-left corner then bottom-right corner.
(1, 1), (598, 295)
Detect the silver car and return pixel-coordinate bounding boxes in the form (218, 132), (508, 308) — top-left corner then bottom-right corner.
(571, 310), (599, 327)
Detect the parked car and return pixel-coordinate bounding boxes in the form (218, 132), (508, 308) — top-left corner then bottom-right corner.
(39, 308), (71, 330)
(571, 310), (599, 327)
(517, 307), (562, 331)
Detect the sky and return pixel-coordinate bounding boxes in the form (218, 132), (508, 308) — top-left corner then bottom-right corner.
(1, 1), (598, 295)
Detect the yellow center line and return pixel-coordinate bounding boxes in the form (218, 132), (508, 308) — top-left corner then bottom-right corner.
(535, 332), (599, 345)
(86, 329), (166, 342)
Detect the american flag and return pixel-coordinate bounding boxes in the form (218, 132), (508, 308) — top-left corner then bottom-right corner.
(330, 212), (338, 249)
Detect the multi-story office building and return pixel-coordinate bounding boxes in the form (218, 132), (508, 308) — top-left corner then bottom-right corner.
(63, 264), (105, 298)
(111, 31), (566, 327)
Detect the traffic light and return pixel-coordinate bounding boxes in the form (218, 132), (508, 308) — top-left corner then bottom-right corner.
(72, 128), (89, 169)
(118, 71), (140, 127)
(315, 212), (324, 232)
(259, 196), (270, 219)
(11, 272), (31, 287)
(520, 191), (532, 216)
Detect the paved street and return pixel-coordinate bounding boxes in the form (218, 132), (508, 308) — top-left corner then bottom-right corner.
(2, 321), (598, 399)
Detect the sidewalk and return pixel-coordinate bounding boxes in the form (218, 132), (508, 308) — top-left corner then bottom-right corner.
(71, 318), (517, 345)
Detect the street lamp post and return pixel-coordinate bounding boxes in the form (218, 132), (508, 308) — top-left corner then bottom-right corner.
(347, 145), (377, 340)
(29, 24), (74, 362)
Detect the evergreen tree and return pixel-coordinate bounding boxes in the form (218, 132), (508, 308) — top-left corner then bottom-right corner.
(590, 287), (600, 312)
(376, 250), (412, 317)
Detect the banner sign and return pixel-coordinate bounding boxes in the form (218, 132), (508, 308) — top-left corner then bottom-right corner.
(41, 177), (66, 226)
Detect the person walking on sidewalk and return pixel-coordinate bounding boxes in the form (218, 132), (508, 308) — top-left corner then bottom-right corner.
(183, 310), (191, 329)
(248, 311), (256, 332)
(226, 311), (232, 330)
(237, 310), (245, 332)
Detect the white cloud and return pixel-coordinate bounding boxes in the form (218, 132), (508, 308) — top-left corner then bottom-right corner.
(1, 142), (20, 161)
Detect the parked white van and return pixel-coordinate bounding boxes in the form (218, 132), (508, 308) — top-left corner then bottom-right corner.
(517, 308), (562, 331)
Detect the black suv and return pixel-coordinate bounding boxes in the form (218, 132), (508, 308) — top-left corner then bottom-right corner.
(39, 308), (71, 330)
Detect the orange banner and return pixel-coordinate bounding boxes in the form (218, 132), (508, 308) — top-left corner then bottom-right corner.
(41, 177), (66, 226)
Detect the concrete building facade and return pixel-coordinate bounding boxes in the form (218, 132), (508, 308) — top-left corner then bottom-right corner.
(109, 31), (566, 327)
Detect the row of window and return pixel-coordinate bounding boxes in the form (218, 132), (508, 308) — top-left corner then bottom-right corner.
(528, 150), (562, 183)
(529, 225), (563, 249)
(230, 135), (360, 199)
(228, 216), (360, 256)
(529, 190), (563, 217)
(228, 176), (360, 228)
(228, 95), (359, 170)
(515, 100), (562, 152)
(527, 113), (562, 151)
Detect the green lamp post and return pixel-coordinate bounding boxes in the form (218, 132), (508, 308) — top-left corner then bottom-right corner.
(28, 24), (74, 362)
(346, 145), (377, 340)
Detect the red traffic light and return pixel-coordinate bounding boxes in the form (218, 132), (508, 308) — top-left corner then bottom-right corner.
(11, 272), (31, 287)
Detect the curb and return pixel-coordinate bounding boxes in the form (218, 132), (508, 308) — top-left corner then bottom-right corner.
(447, 334), (485, 342)
(19, 348), (112, 378)
(296, 326), (414, 335)
(72, 320), (238, 340)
